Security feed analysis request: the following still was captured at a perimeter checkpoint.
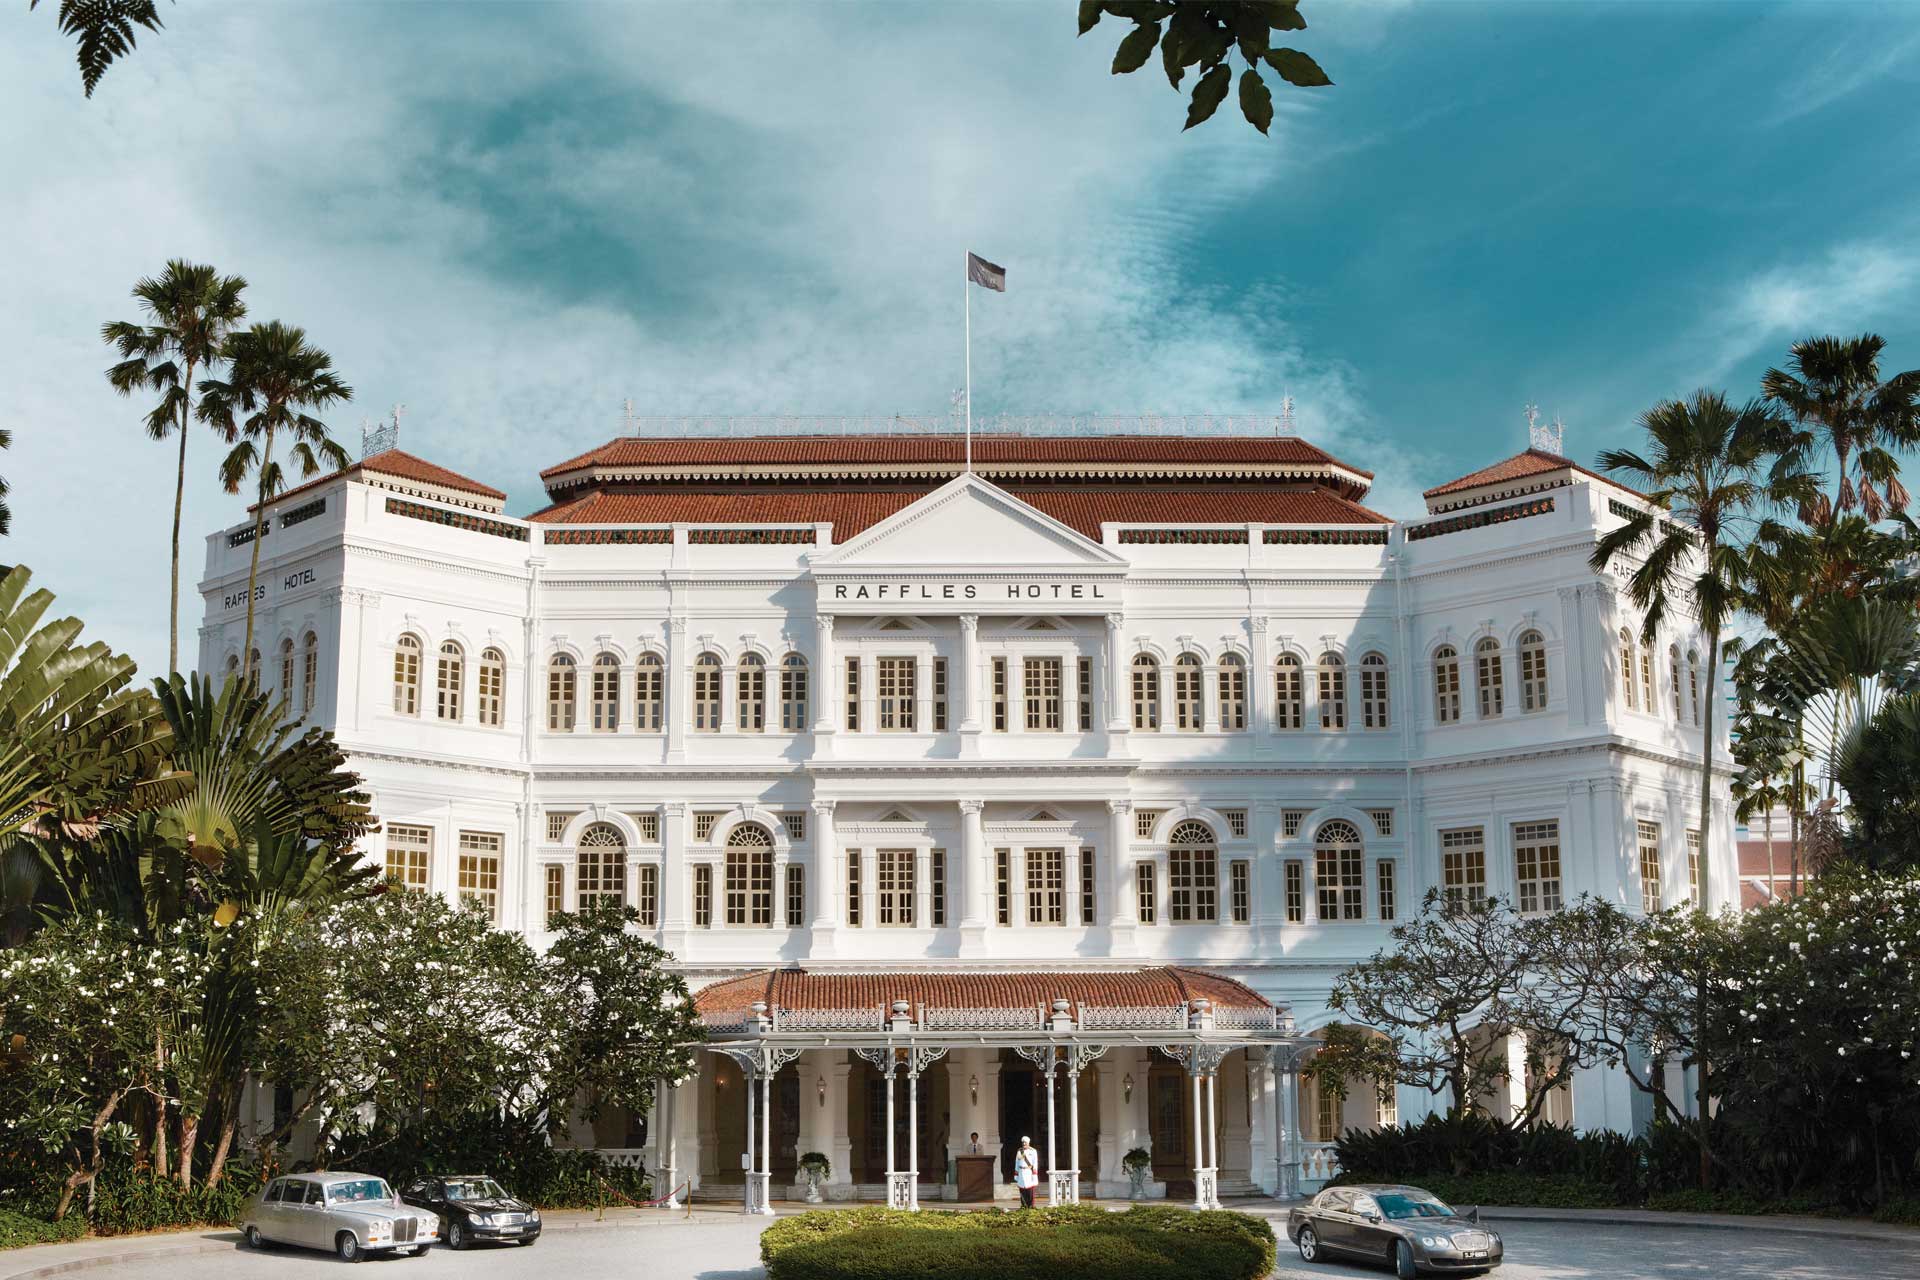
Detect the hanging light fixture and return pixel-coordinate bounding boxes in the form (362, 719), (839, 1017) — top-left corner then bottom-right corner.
(1123, 1073), (1134, 1104)
(969, 1074), (980, 1105)
(817, 1076), (827, 1107)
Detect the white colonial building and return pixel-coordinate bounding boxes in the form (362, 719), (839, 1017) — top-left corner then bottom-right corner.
(198, 421), (1730, 1209)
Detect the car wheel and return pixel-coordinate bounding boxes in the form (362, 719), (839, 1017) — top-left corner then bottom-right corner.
(1393, 1239), (1418, 1280)
(244, 1225), (268, 1250)
(446, 1221), (467, 1251)
(1297, 1225), (1320, 1263)
(336, 1232), (363, 1264)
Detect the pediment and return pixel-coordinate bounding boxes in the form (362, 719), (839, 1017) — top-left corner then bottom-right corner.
(815, 475), (1125, 569)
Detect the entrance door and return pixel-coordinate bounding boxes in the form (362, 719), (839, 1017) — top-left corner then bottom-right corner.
(998, 1067), (1042, 1181)
(1149, 1071), (1188, 1176)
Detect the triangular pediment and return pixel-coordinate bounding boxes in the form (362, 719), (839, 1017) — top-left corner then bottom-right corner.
(815, 474), (1126, 568)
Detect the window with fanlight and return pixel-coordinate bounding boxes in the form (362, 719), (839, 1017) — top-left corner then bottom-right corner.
(1275, 653), (1303, 730)
(1173, 654), (1204, 731)
(1131, 654), (1160, 730)
(780, 653), (809, 730)
(393, 634), (422, 716)
(1167, 820), (1218, 923)
(737, 653), (766, 732)
(1317, 652), (1346, 730)
(1360, 651), (1390, 729)
(1218, 653), (1247, 730)
(635, 653), (663, 731)
(1475, 637), (1503, 718)
(723, 823), (774, 926)
(1519, 629), (1548, 712)
(547, 654), (576, 731)
(436, 642), (464, 721)
(576, 823), (626, 909)
(692, 653), (723, 732)
(590, 652), (620, 731)
(477, 647), (504, 726)
(1314, 819), (1365, 921)
(1433, 646), (1461, 723)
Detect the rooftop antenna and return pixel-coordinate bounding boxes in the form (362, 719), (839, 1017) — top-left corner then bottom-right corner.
(1530, 408), (1565, 456)
(1279, 392), (1296, 437)
(623, 398), (634, 432)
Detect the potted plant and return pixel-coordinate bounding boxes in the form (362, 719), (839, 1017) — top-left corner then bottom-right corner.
(798, 1151), (831, 1203)
(1122, 1147), (1152, 1199)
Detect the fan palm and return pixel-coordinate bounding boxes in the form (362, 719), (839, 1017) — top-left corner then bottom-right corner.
(1762, 334), (1920, 526)
(201, 323), (353, 662)
(103, 261), (249, 674)
(29, 0), (165, 97)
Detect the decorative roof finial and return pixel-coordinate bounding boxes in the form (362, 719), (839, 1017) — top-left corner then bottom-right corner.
(1530, 410), (1565, 457)
(361, 408), (401, 459)
(1279, 392), (1296, 436)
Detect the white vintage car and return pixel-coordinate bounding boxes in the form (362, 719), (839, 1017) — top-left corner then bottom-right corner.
(242, 1172), (439, 1262)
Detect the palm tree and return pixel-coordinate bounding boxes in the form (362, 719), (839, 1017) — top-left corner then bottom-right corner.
(1762, 334), (1920, 526)
(29, 0), (164, 97)
(200, 323), (352, 662)
(103, 261), (249, 674)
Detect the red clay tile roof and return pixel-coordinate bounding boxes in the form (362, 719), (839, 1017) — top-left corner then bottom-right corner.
(527, 484), (1389, 538)
(541, 433), (1368, 479)
(1423, 448), (1619, 500)
(693, 967), (1274, 1023)
(259, 447), (506, 509)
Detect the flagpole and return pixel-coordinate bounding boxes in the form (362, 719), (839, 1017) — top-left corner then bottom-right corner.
(964, 249), (972, 472)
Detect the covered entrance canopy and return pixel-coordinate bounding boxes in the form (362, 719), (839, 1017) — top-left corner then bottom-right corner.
(669, 967), (1316, 1214)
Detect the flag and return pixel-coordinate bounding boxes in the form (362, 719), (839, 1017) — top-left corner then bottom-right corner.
(967, 252), (1007, 292)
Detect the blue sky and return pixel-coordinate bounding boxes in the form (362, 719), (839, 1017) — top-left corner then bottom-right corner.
(4, 0), (1919, 676)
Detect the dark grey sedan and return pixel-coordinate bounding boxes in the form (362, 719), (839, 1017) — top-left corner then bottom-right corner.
(1287, 1184), (1503, 1278)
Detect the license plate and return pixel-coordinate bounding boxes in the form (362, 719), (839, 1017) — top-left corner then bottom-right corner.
(1463, 1250), (1484, 1259)
(503, 1225), (524, 1234)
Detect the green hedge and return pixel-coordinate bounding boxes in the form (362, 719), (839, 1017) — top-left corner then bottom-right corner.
(1333, 1171), (1620, 1209)
(761, 1207), (1276, 1280)
(0, 1208), (88, 1250)
(334, 1113), (653, 1210)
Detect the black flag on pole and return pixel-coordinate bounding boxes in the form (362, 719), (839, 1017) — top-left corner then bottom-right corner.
(967, 252), (1007, 292)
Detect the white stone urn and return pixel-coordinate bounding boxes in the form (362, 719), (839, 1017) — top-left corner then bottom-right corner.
(799, 1153), (830, 1204)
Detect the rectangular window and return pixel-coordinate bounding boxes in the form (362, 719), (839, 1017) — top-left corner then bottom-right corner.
(1135, 861), (1157, 925)
(693, 812), (719, 842)
(1638, 820), (1662, 913)
(630, 811), (659, 843)
(1285, 860), (1304, 923)
(1687, 829), (1704, 905)
(877, 848), (916, 927)
(457, 831), (501, 919)
(932, 658), (949, 731)
(1026, 847), (1065, 924)
(931, 848), (947, 926)
(1168, 847), (1217, 923)
(1223, 809), (1248, 838)
(1135, 808), (1162, 839)
(1377, 859), (1397, 921)
(995, 848), (1011, 925)
(1513, 820), (1563, 915)
(1229, 859), (1250, 924)
(782, 812), (806, 841)
(1441, 827), (1487, 911)
(1367, 809), (1394, 837)
(844, 658), (861, 731)
(877, 656), (917, 731)
(1282, 809), (1309, 838)
(1080, 847), (1096, 925)
(544, 864), (565, 926)
(546, 811), (574, 843)
(1316, 1085), (1341, 1144)
(693, 864), (713, 928)
(847, 849), (863, 927)
(785, 864), (804, 928)
(1077, 657), (1094, 731)
(1316, 844), (1364, 921)
(992, 658), (1008, 731)
(303, 643), (319, 715)
(636, 864), (660, 926)
(385, 824), (431, 889)
(1024, 657), (1063, 731)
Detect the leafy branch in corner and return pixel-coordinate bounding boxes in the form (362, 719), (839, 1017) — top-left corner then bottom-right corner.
(1080, 0), (1332, 134)
(30, 0), (169, 97)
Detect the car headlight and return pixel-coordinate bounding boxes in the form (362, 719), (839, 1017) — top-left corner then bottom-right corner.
(529, 1210), (540, 1222)
(1420, 1236), (1442, 1248)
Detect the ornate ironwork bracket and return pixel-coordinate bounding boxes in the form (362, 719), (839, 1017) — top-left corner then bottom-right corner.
(1067, 1043), (1109, 1077)
(1159, 1043), (1233, 1076)
(712, 1045), (762, 1079)
(852, 1045), (899, 1079)
(908, 1044), (949, 1078)
(763, 1045), (804, 1074)
(1013, 1043), (1060, 1074)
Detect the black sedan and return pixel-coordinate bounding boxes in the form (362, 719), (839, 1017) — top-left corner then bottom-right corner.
(1287, 1184), (1502, 1278)
(399, 1174), (542, 1250)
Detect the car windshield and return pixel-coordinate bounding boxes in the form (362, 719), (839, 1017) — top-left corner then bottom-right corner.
(1377, 1192), (1453, 1220)
(326, 1179), (393, 1204)
(444, 1178), (507, 1201)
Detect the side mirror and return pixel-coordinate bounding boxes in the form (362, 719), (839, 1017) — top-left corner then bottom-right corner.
(1468, 1206), (1480, 1224)
(1365, 1212), (1382, 1224)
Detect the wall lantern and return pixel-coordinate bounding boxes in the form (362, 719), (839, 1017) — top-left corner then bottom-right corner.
(1123, 1073), (1134, 1104)
(969, 1074), (980, 1106)
(817, 1076), (827, 1107)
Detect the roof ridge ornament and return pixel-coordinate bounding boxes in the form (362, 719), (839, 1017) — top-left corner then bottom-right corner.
(1528, 405), (1565, 458)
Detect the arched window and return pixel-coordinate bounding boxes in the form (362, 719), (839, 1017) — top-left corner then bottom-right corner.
(477, 647), (505, 726)
(1619, 628), (1637, 710)
(436, 641), (464, 721)
(779, 653), (809, 730)
(692, 653), (723, 731)
(247, 647), (262, 689)
(279, 638), (295, 703)
(392, 635), (421, 716)
(590, 652), (620, 731)
(1687, 649), (1701, 726)
(1519, 630), (1548, 712)
(1318, 652), (1347, 730)
(226, 653), (240, 676)
(1173, 653), (1204, 731)
(1217, 653), (1247, 731)
(723, 823), (775, 926)
(635, 652), (663, 731)
(1275, 653), (1303, 730)
(737, 653), (766, 732)
(1167, 820), (1218, 924)
(1131, 654), (1160, 731)
(547, 653), (577, 732)
(301, 631), (319, 715)
(1315, 819), (1365, 921)
(1475, 637), (1503, 719)
(1639, 633), (1656, 712)
(1669, 644), (1683, 721)
(1360, 651), (1390, 729)
(1433, 645), (1461, 724)
(576, 823), (626, 909)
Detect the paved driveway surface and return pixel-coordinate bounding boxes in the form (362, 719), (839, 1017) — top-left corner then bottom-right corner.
(20, 1215), (1920, 1280)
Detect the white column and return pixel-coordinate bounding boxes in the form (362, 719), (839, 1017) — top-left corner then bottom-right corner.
(661, 802), (689, 953)
(959, 799), (989, 955)
(1043, 1057), (1058, 1204)
(1279, 1059), (1300, 1198)
(665, 617), (688, 762)
(1105, 612), (1129, 734)
(914, 846), (933, 933)
(1205, 1071), (1221, 1209)
(758, 1062), (775, 1216)
(808, 801), (837, 943)
(742, 1063), (758, 1215)
(1190, 1069), (1206, 1209)
(884, 1065), (897, 1181)
(1066, 1063), (1082, 1203)
(1107, 799), (1137, 954)
(958, 613), (981, 736)
(828, 1056), (854, 1193)
(908, 1063), (921, 1211)
(1248, 1053), (1275, 1197)
(658, 1079), (681, 1208)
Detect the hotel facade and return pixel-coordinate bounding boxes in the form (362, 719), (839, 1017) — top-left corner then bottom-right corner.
(199, 422), (1730, 1208)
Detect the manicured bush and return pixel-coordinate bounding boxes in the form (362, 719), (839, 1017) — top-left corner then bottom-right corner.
(761, 1206), (1276, 1280)
(1332, 1171), (1619, 1210)
(333, 1112), (653, 1210)
(0, 1208), (87, 1249)
(85, 1163), (264, 1236)
(1334, 1113), (1643, 1204)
